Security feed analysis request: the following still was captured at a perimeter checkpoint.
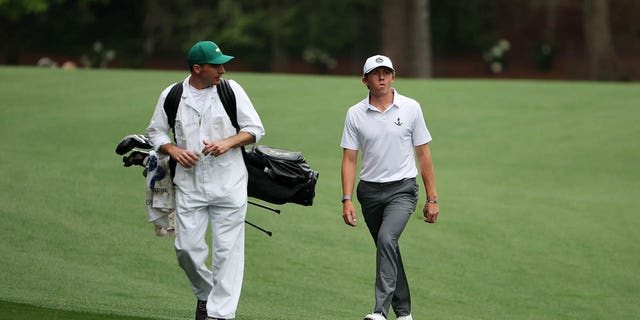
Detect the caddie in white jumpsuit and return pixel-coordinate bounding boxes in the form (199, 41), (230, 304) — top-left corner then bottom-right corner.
(146, 41), (264, 320)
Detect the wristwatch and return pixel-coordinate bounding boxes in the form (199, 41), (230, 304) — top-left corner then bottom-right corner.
(342, 195), (352, 203)
(427, 199), (438, 204)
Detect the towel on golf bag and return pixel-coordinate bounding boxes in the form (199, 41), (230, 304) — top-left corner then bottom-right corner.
(244, 145), (319, 206)
(145, 151), (175, 225)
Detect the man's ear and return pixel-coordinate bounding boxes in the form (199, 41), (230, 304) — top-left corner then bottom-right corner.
(361, 76), (369, 88)
(192, 64), (201, 74)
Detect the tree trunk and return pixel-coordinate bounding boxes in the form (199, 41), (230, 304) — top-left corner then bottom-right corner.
(269, 0), (288, 73)
(545, 0), (557, 41)
(2, 20), (20, 65)
(380, 0), (407, 74)
(406, 0), (432, 78)
(380, 0), (432, 78)
(583, 0), (624, 80)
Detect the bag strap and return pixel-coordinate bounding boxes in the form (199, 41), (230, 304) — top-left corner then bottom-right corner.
(163, 81), (183, 133)
(217, 79), (248, 157)
(162, 79), (242, 179)
(217, 79), (239, 133)
(162, 79), (238, 132)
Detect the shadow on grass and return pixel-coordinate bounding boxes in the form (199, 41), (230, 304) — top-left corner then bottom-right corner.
(0, 300), (156, 320)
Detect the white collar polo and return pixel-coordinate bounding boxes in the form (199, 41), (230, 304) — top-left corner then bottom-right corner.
(340, 89), (432, 183)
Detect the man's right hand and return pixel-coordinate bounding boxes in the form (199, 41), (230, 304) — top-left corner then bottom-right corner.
(161, 144), (200, 168)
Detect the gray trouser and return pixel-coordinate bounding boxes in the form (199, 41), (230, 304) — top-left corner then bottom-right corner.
(357, 178), (418, 318)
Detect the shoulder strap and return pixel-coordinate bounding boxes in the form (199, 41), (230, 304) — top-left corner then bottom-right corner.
(218, 79), (246, 156)
(163, 79), (238, 133)
(163, 81), (183, 131)
(162, 81), (182, 180)
(162, 79), (241, 180)
(217, 79), (239, 133)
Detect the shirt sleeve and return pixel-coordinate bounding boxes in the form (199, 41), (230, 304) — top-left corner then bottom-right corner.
(229, 80), (265, 143)
(412, 103), (432, 146)
(146, 85), (174, 151)
(340, 107), (359, 150)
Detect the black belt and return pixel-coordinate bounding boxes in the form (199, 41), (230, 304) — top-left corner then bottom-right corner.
(361, 177), (415, 187)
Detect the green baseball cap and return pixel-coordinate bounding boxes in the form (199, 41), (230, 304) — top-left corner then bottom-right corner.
(187, 41), (234, 66)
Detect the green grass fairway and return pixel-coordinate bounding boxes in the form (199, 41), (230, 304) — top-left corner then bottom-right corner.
(1, 66), (639, 319)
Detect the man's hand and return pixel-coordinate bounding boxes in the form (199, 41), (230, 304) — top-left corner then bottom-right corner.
(161, 144), (199, 168)
(342, 201), (358, 227)
(423, 202), (439, 223)
(202, 140), (233, 157)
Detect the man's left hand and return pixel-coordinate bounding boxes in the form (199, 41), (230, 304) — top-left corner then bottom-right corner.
(202, 140), (232, 156)
(423, 202), (439, 223)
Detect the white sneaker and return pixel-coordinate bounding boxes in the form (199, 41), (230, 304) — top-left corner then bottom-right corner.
(364, 313), (387, 320)
(397, 314), (413, 320)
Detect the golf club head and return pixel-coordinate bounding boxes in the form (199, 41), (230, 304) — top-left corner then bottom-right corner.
(115, 134), (152, 155)
(123, 150), (149, 167)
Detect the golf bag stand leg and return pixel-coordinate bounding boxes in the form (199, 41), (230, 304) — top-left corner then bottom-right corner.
(248, 200), (281, 214)
(245, 220), (272, 237)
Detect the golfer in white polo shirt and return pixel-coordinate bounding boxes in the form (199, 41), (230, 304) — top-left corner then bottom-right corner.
(340, 55), (440, 320)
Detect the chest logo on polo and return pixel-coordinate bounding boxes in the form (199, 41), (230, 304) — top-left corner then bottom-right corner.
(394, 117), (403, 126)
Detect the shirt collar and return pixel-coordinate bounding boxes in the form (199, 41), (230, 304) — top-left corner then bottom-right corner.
(364, 88), (399, 112)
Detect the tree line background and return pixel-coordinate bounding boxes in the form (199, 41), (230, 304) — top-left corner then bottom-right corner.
(1, 0), (638, 81)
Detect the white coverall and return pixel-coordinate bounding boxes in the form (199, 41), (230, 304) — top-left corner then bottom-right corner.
(146, 76), (264, 319)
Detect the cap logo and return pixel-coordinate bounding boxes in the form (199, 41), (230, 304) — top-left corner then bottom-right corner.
(216, 48), (221, 52)
(375, 57), (383, 63)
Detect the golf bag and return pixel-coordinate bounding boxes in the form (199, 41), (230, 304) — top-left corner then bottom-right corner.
(244, 145), (318, 206)
(115, 137), (177, 237)
(163, 79), (318, 206)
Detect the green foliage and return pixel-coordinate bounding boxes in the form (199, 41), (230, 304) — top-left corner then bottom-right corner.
(206, 0), (378, 70)
(0, 0), (55, 21)
(431, 0), (498, 56)
(533, 40), (557, 71)
(1, 67), (639, 320)
(1, 0), (380, 69)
